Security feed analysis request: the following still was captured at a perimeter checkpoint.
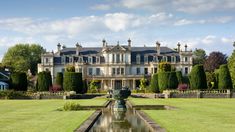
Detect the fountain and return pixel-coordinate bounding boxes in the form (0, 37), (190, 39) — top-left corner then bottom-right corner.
(112, 87), (131, 111)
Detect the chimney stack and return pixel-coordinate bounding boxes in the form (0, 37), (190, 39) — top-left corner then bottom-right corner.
(156, 41), (161, 55)
(76, 43), (82, 55)
(57, 43), (61, 52)
(102, 39), (106, 47)
(177, 42), (181, 52)
(184, 44), (188, 52)
(128, 38), (131, 47)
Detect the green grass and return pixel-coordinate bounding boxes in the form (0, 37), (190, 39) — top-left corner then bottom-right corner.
(0, 99), (107, 132)
(130, 98), (235, 132)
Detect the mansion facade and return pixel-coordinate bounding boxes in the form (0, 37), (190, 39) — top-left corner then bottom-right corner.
(38, 39), (193, 90)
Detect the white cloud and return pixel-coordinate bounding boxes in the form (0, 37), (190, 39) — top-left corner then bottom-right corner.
(202, 35), (216, 44)
(174, 19), (193, 26)
(90, 4), (111, 10)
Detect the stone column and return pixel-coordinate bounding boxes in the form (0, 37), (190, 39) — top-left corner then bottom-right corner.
(133, 79), (136, 90)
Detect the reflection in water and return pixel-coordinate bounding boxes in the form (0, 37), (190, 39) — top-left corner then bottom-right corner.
(89, 102), (150, 132)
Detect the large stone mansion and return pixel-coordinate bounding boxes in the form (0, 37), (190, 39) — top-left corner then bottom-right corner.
(38, 39), (193, 90)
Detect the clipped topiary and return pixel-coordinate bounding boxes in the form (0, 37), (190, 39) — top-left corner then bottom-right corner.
(189, 65), (207, 89)
(158, 72), (170, 92)
(168, 72), (179, 89)
(55, 72), (63, 89)
(63, 72), (83, 93)
(206, 72), (217, 89)
(150, 73), (159, 93)
(176, 71), (183, 84)
(10, 72), (28, 91)
(36, 71), (52, 91)
(158, 62), (172, 72)
(218, 64), (233, 89)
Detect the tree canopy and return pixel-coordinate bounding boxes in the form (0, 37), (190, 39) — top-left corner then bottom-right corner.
(2, 44), (45, 75)
(228, 43), (235, 88)
(193, 49), (206, 66)
(204, 51), (227, 72)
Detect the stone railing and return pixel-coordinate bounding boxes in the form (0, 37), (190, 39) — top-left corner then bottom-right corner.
(163, 89), (234, 98)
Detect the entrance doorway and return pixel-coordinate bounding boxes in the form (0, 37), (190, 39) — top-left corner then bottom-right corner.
(114, 80), (122, 89)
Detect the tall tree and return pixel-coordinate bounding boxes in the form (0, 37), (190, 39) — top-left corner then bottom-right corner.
(204, 51), (227, 72)
(218, 64), (233, 90)
(189, 65), (207, 89)
(193, 49), (206, 66)
(2, 44), (45, 75)
(228, 42), (235, 88)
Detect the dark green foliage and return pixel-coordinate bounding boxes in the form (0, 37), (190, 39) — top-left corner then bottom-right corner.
(176, 71), (183, 84)
(10, 72), (27, 91)
(63, 72), (83, 93)
(36, 71), (52, 91)
(206, 72), (217, 89)
(55, 72), (63, 89)
(0, 90), (29, 99)
(2, 44), (45, 74)
(218, 64), (233, 89)
(193, 49), (206, 66)
(150, 73), (159, 93)
(189, 65), (207, 89)
(82, 79), (88, 93)
(158, 72), (170, 92)
(228, 47), (235, 88)
(158, 62), (172, 72)
(204, 51), (227, 72)
(168, 72), (179, 89)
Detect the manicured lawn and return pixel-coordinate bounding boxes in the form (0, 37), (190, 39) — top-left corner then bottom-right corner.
(130, 98), (235, 132)
(0, 99), (107, 132)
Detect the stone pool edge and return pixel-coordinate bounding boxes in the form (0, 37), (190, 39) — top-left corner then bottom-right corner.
(127, 101), (166, 132)
(74, 100), (111, 132)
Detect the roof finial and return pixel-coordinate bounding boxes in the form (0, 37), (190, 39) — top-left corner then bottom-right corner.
(117, 41), (119, 45)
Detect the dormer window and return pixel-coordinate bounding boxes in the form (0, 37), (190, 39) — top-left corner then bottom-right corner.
(136, 54), (140, 64)
(185, 57), (188, 62)
(45, 58), (49, 63)
(172, 56), (175, 62)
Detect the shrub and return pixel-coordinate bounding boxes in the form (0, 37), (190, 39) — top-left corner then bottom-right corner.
(158, 62), (172, 72)
(158, 72), (170, 92)
(63, 102), (81, 111)
(65, 65), (75, 72)
(139, 78), (147, 90)
(0, 90), (29, 99)
(55, 72), (63, 89)
(189, 65), (207, 89)
(168, 72), (179, 89)
(176, 71), (183, 84)
(10, 72), (28, 91)
(49, 84), (62, 93)
(177, 84), (188, 91)
(36, 71), (52, 91)
(218, 64), (233, 89)
(206, 72), (217, 89)
(150, 73), (159, 93)
(89, 80), (100, 93)
(63, 72), (83, 93)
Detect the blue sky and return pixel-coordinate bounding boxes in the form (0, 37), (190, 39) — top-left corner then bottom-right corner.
(0, 0), (235, 61)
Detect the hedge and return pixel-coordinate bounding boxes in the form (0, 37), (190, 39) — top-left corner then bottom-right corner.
(189, 65), (207, 89)
(63, 72), (83, 93)
(168, 72), (179, 89)
(176, 71), (183, 84)
(10, 72), (27, 91)
(150, 73), (159, 93)
(36, 71), (52, 91)
(55, 72), (63, 89)
(158, 72), (170, 92)
(218, 64), (233, 89)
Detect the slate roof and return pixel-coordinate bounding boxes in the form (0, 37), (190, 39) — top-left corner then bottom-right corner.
(53, 46), (179, 64)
